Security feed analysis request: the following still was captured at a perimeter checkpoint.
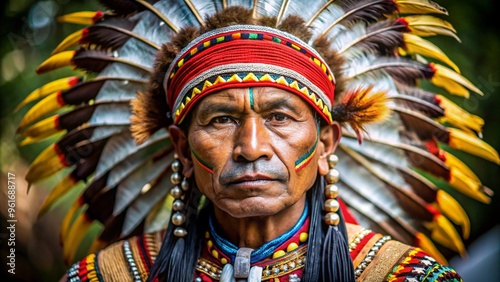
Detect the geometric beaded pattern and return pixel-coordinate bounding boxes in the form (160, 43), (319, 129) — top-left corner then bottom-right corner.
(66, 233), (158, 282)
(354, 235), (391, 278)
(67, 253), (101, 282)
(196, 222), (310, 281)
(387, 248), (463, 282)
(260, 245), (307, 280)
(348, 228), (371, 252)
(195, 245), (307, 281)
(174, 71), (333, 124)
(168, 31), (334, 84)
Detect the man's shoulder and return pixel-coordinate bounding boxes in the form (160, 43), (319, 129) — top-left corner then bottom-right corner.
(346, 223), (462, 282)
(66, 230), (164, 282)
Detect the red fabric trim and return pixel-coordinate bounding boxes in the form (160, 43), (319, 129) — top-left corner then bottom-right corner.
(175, 80), (331, 125)
(167, 30), (335, 124)
(349, 232), (375, 260)
(168, 39), (333, 103)
(339, 197), (358, 224)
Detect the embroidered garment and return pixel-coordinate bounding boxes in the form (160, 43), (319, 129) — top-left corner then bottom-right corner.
(67, 223), (461, 282)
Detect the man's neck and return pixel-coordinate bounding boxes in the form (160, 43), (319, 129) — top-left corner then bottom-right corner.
(212, 195), (307, 249)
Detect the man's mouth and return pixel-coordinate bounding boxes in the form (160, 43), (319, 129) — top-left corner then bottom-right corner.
(226, 174), (276, 186)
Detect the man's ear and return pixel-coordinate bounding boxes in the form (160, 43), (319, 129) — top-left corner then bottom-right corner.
(168, 125), (194, 178)
(317, 121), (342, 175)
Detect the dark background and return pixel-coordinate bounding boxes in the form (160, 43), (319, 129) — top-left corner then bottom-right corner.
(0, 0), (499, 281)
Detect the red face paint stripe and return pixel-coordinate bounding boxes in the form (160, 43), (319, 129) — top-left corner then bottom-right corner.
(190, 148), (214, 174)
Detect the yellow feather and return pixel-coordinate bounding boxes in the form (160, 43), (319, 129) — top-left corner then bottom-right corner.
(38, 174), (79, 218)
(437, 95), (484, 133)
(60, 200), (84, 250)
(25, 151), (67, 183)
(396, 0), (448, 15)
(431, 63), (484, 97)
(57, 11), (101, 25)
(415, 232), (448, 265)
(402, 33), (460, 73)
(16, 76), (78, 110)
(18, 92), (65, 130)
(51, 29), (86, 55)
(36, 50), (76, 74)
(429, 214), (466, 257)
(63, 212), (93, 265)
(448, 128), (500, 164)
(443, 151), (481, 183)
(435, 190), (470, 239)
(431, 75), (469, 98)
(29, 144), (58, 168)
(18, 131), (65, 147)
(20, 115), (61, 142)
(449, 168), (490, 204)
(404, 15), (460, 42)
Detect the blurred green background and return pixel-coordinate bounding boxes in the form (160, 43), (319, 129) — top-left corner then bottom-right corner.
(0, 0), (499, 281)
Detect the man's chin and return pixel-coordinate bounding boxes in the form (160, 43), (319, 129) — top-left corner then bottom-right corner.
(217, 197), (286, 218)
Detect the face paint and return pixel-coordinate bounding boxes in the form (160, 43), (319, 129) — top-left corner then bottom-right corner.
(294, 124), (320, 172)
(190, 147), (214, 174)
(249, 87), (254, 110)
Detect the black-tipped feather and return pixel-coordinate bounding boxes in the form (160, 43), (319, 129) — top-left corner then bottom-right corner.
(98, 0), (159, 16)
(62, 138), (109, 166)
(391, 95), (444, 119)
(83, 17), (138, 49)
(338, 0), (398, 25)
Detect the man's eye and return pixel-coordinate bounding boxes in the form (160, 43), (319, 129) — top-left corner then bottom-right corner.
(270, 113), (288, 122)
(212, 116), (233, 124)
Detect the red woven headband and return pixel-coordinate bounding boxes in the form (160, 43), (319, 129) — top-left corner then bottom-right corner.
(164, 25), (336, 124)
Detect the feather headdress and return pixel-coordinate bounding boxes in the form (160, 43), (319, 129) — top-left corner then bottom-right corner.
(17, 0), (498, 266)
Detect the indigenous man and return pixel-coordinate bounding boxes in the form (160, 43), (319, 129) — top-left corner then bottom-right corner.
(61, 5), (464, 282)
(20, 0), (495, 281)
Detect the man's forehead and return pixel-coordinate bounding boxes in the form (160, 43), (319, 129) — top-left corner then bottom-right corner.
(196, 87), (305, 108)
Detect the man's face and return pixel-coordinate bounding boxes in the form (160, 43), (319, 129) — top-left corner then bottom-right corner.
(181, 87), (330, 218)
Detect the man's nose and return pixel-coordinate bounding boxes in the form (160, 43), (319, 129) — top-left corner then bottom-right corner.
(232, 118), (273, 162)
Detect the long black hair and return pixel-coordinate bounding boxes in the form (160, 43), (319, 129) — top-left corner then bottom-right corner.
(147, 183), (207, 282)
(303, 176), (355, 281)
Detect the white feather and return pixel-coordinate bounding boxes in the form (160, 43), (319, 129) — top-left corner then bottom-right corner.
(308, 3), (345, 42)
(113, 151), (172, 216)
(89, 103), (132, 126)
(94, 79), (145, 102)
(94, 129), (169, 179)
(121, 173), (171, 237)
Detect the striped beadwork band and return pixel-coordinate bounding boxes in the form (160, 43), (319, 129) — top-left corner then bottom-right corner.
(164, 25), (336, 124)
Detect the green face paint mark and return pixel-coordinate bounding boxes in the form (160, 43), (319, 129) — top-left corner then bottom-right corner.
(190, 148), (214, 174)
(249, 87), (254, 110)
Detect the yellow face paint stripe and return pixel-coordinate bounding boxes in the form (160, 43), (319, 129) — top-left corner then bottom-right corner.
(295, 125), (320, 172)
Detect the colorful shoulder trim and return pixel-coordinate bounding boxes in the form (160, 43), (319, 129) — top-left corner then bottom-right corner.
(387, 248), (462, 282)
(67, 231), (162, 282)
(346, 223), (462, 282)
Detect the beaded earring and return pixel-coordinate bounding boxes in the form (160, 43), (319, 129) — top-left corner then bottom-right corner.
(324, 154), (340, 226)
(169, 154), (189, 237)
